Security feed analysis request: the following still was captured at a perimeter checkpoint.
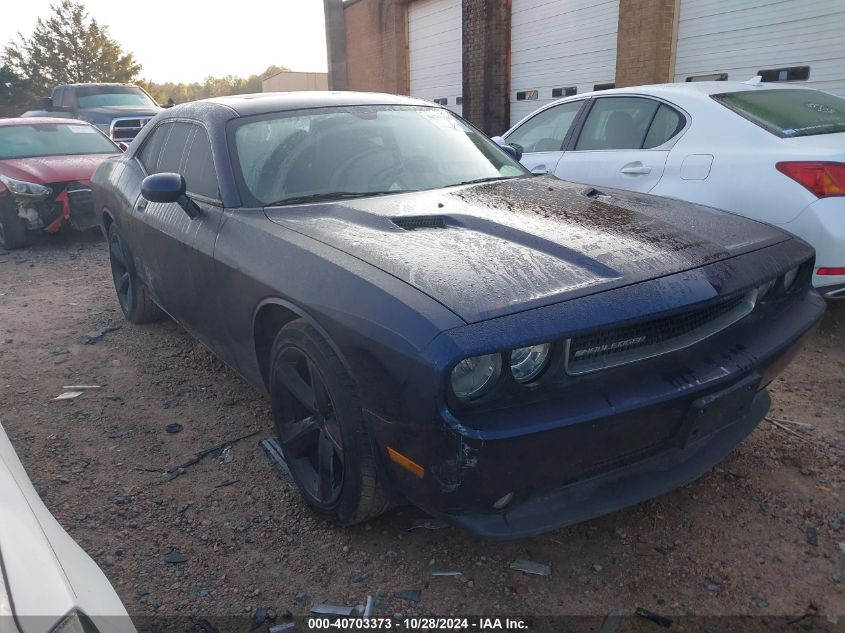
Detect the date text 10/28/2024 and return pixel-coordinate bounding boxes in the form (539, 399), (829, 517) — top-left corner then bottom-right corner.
(307, 617), (529, 630)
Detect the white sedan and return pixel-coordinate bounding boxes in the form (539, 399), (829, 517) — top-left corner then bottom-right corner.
(496, 80), (845, 299)
(0, 421), (136, 633)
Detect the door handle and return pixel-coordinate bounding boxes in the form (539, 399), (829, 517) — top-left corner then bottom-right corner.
(620, 163), (651, 175)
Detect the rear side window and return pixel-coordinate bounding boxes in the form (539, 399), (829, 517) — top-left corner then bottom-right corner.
(182, 127), (219, 199)
(713, 89), (845, 137)
(506, 100), (584, 153)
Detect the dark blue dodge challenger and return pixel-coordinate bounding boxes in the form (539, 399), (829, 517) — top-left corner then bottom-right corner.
(92, 92), (825, 538)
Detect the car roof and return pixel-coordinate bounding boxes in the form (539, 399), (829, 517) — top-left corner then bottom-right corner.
(199, 91), (436, 117)
(0, 117), (91, 127)
(548, 80), (817, 104)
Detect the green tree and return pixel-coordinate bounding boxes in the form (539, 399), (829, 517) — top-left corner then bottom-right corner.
(0, 64), (34, 117)
(3, 0), (141, 100)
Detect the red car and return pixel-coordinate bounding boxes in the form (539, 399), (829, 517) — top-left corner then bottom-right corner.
(0, 117), (120, 249)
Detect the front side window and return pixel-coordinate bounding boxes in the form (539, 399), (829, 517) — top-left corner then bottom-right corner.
(0, 123), (118, 159)
(575, 97), (660, 150)
(138, 121), (219, 200)
(75, 85), (157, 109)
(506, 100), (584, 153)
(713, 88), (845, 137)
(231, 105), (528, 206)
(182, 127), (219, 199)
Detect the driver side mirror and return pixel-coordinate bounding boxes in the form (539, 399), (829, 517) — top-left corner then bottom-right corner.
(117, 142), (129, 152)
(491, 135), (523, 161)
(500, 143), (523, 162)
(39, 96), (53, 111)
(141, 173), (201, 219)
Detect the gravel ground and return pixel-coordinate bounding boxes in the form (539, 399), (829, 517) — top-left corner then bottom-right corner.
(0, 233), (843, 628)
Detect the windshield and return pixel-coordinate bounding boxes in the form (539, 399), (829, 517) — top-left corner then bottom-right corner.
(0, 123), (118, 159)
(231, 105), (529, 206)
(76, 85), (157, 108)
(713, 89), (845, 137)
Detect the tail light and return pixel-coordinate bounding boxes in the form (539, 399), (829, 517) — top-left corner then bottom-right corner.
(775, 161), (845, 198)
(818, 267), (845, 276)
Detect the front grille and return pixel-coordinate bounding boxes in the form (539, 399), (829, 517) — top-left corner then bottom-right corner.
(565, 290), (757, 375)
(110, 117), (153, 142)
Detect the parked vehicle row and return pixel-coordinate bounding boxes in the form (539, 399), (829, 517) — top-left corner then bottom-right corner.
(496, 79), (845, 299)
(92, 92), (824, 538)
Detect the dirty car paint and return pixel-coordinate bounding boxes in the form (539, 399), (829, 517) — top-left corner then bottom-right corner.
(91, 93), (825, 538)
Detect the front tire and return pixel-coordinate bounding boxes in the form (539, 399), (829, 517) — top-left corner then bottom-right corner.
(0, 198), (27, 250)
(269, 319), (392, 525)
(107, 223), (165, 324)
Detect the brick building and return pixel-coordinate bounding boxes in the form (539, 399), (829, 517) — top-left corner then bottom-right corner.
(324, 0), (845, 134)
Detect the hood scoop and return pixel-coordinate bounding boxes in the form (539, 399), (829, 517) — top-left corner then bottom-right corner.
(391, 215), (448, 230)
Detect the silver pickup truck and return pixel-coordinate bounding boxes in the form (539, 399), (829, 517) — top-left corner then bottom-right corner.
(22, 83), (162, 144)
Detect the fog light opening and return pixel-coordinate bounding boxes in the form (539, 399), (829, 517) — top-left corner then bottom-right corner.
(492, 491), (515, 510)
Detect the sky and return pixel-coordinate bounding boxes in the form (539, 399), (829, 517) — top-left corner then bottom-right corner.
(0, 0), (328, 83)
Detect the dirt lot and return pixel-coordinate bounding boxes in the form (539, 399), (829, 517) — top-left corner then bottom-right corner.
(1, 233), (843, 628)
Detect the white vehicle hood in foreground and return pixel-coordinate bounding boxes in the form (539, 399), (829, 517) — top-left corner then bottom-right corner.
(0, 421), (135, 633)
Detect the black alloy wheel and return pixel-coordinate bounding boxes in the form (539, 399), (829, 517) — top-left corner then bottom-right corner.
(269, 319), (392, 524)
(107, 222), (164, 323)
(276, 345), (345, 505)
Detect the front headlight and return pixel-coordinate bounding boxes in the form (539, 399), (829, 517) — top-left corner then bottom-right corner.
(783, 266), (800, 290)
(509, 343), (551, 383)
(451, 353), (502, 401)
(0, 174), (51, 199)
(52, 610), (100, 633)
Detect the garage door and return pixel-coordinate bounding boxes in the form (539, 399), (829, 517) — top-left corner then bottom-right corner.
(674, 0), (845, 97)
(510, 0), (620, 127)
(408, 0), (463, 115)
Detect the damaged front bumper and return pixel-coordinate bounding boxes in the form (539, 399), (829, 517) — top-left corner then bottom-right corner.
(364, 272), (824, 538)
(3, 182), (97, 234)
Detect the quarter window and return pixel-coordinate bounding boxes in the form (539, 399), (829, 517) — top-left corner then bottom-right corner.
(643, 104), (684, 148)
(506, 100), (584, 153)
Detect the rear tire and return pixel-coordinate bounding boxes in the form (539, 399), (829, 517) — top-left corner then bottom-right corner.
(269, 319), (393, 525)
(107, 223), (165, 324)
(0, 198), (27, 250)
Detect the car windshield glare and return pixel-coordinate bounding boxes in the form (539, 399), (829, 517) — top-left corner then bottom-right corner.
(0, 123), (118, 159)
(712, 89), (845, 138)
(76, 86), (157, 108)
(231, 105), (529, 206)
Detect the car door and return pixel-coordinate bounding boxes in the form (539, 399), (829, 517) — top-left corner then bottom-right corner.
(554, 96), (686, 193)
(131, 120), (225, 342)
(503, 99), (586, 174)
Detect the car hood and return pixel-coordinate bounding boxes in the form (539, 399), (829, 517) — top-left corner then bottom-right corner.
(78, 105), (161, 117)
(0, 154), (114, 186)
(265, 177), (790, 323)
(0, 422), (134, 631)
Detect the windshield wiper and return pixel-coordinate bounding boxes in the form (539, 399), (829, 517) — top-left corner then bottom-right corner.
(453, 176), (516, 187)
(265, 191), (400, 206)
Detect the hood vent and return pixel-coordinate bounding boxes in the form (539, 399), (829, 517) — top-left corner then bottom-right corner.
(391, 215), (448, 231)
